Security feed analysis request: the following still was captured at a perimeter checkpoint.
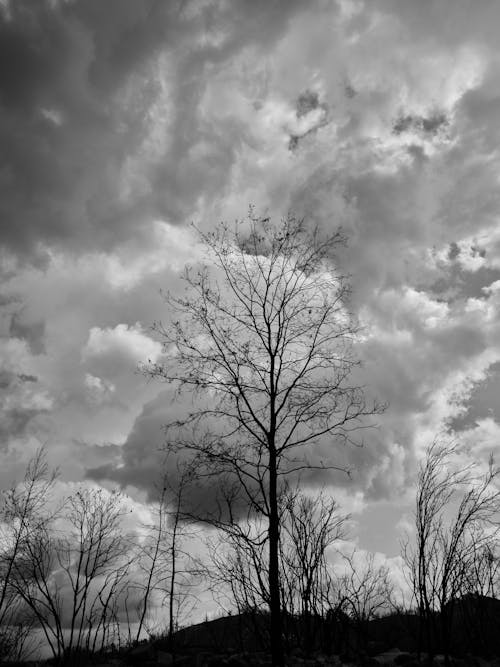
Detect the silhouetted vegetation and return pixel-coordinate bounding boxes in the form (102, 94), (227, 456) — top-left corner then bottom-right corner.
(402, 440), (500, 665)
(2, 442), (500, 666)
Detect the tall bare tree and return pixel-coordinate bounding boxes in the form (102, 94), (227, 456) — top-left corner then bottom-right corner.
(146, 212), (383, 665)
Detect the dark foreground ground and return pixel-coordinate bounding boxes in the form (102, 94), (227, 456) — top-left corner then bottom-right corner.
(5, 596), (500, 667)
(4, 648), (500, 667)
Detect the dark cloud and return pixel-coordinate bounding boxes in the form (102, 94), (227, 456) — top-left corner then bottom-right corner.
(85, 389), (183, 494)
(428, 264), (500, 301)
(0, 369), (12, 389)
(448, 361), (500, 432)
(296, 89), (321, 117)
(0, 0), (188, 258)
(9, 312), (45, 354)
(0, 407), (42, 447)
(72, 439), (122, 470)
(448, 241), (461, 261)
(84, 389), (253, 521)
(0, 367), (46, 449)
(288, 89), (329, 151)
(393, 111), (448, 136)
(0, 294), (20, 307)
(18, 373), (38, 383)
(0, 0), (317, 261)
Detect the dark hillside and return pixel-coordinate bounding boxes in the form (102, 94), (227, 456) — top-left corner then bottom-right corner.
(448, 594), (500, 657)
(157, 596), (500, 659)
(158, 612), (271, 654)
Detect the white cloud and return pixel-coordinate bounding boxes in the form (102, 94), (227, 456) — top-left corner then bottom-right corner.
(459, 417), (500, 458)
(83, 323), (161, 369)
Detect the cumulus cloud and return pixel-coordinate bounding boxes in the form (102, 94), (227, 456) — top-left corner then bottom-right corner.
(82, 323), (162, 377)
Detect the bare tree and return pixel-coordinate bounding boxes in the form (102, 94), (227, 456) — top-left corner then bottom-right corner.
(162, 466), (200, 647)
(145, 212), (383, 665)
(205, 487), (354, 656)
(402, 441), (500, 665)
(463, 540), (500, 598)
(199, 476), (272, 654)
(135, 462), (200, 648)
(135, 482), (169, 644)
(205, 516), (271, 652)
(280, 488), (348, 653)
(206, 487), (358, 657)
(331, 549), (394, 653)
(0, 448), (57, 661)
(60, 488), (132, 657)
(8, 485), (133, 661)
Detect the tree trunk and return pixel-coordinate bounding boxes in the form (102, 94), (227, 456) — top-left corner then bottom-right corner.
(268, 445), (284, 666)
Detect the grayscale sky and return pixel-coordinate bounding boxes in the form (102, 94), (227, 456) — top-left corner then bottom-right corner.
(1, 0), (500, 612)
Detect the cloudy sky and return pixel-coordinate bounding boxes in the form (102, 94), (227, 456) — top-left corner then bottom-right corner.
(2, 0), (500, 597)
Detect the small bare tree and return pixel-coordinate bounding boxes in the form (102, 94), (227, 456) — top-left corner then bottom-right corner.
(59, 488), (132, 657)
(135, 483), (169, 644)
(8, 485), (133, 661)
(145, 212), (384, 666)
(0, 448), (57, 661)
(331, 549), (394, 653)
(205, 516), (271, 652)
(463, 540), (500, 598)
(403, 441), (500, 664)
(135, 462), (200, 648)
(280, 489), (348, 653)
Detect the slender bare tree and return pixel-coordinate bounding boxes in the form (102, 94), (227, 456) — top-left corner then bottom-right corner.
(280, 488), (348, 653)
(146, 212), (384, 665)
(0, 447), (57, 661)
(204, 500), (272, 652)
(403, 441), (500, 665)
(134, 482), (169, 644)
(136, 462), (199, 649)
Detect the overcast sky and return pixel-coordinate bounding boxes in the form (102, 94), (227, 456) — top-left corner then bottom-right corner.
(1, 0), (500, 595)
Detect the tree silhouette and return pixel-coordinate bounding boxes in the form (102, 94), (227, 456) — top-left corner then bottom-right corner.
(7, 481), (132, 661)
(403, 441), (500, 665)
(0, 448), (56, 661)
(146, 211), (384, 665)
(280, 488), (348, 653)
(135, 461), (199, 649)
